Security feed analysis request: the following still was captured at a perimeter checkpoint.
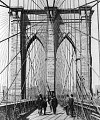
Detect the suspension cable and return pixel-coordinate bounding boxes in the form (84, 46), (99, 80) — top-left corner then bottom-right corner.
(5, 0), (11, 119)
(40, 0), (45, 8)
(97, 0), (100, 82)
(91, 0), (100, 8)
(61, 44), (75, 94)
(41, 0), (46, 7)
(0, 17), (47, 43)
(58, 0), (66, 8)
(31, 0), (43, 10)
(0, 48), (32, 103)
(60, 19), (100, 82)
(69, 32), (100, 78)
(0, 16), (47, 75)
(0, 0), (11, 9)
(56, 0), (61, 7)
(0, 37), (37, 104)
(61, 50), (75, 94)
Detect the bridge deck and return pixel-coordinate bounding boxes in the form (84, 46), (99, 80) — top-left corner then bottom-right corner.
(26, 104), (81, 120)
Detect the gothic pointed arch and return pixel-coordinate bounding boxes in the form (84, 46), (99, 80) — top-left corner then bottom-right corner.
(27, 34), (45, 51)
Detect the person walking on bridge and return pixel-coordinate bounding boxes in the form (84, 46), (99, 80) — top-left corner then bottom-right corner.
(36, 94), (43, 115)
(51, 95), (58, 114)
(42, 96), (47, 115)
(64, 94), (70, 115)
(69, 94), (74, 117)
(48, 95), (53, 112)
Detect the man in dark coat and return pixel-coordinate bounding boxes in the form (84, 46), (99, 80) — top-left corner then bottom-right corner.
(42, 96), (47, 115)
(64, 94), (69, 115)
(69, 94), (74, 117)
(51, 95), (58, 114)
(36, 94), (43, 115)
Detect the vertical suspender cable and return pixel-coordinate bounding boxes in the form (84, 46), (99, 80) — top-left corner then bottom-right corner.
(97, 0), (100, 83)
(30, 0), (33, 99)
(56, 0), (61, 7)
(78, 0), (82, 99)
(70, 0), (72, 92)
(71, 0), (74, 94)
(15, 0), (19, 105)
(64, 0), (67, 92)
(27, 0), (30, 100)
(85, 0), (90, 98)
(41, 0), (46, 7)
(65, 0), (67, 95)
(34, 0), (37, 94)
(6, 0), (11, 119)
(68, 0), (70, 92)
(53, 0), (56, 7)
(30, 0), (32, 100)
(78, 1), (88, 119)
(73, 0), (79, 118)
(67, 0), (69, 93)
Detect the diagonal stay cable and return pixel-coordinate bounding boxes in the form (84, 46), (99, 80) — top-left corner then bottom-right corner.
(56, 0), (61, 7)
(0, 17), (47, 76)
(60, 20), (100, 78)
(76, 70), (91, 99)
(2, 38), (42, 102)
(13, 58), (32, 112)
(0, 0), (11, 9)
(59, 20), (100, 79)
(63, 31), (100, 80)
(92, 0), (100, 7)
(0, 42), (35, 103)
(31, 0), (43, 10)
(27, 45), (43, 94)
(0, 19), (47, 75)
(58, 0), (66, 8)
(57, 46), (75, 93)
(41, 0), (46, 7)
(77, 70), (100, 114)
(0, 4), (9, 8)
(0, 33), (35, 75)
(68, 24), (100, 42)
(0, 17), (47, 43)
(61, 50), (75, 94)
(68, 32), (100, 78)
(10, 44), (39, 112)
(40, 0), (45, 8)
(74, 0), (100, 9)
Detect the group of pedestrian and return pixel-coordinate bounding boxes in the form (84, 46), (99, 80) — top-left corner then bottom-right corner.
(36, 94), (58, 115)
(36, 93), (74, 117)
(36, 94), (47, 115)
(64, 94), (74, 117)
(48, 95), (58, 114)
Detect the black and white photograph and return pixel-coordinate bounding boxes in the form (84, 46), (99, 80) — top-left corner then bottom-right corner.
(0, 0), (100, 120)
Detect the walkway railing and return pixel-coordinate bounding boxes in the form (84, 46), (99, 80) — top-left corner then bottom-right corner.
(74, 102), (100, 120)
(0, 99), (100, 120)
(0, 100), (37, 120)
(59, 98), (100, 120)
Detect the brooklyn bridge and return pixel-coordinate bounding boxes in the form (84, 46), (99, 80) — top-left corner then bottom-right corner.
(0, 0), (100, 120)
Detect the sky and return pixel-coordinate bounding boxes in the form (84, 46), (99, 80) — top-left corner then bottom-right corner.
(0, 0), (100, 92)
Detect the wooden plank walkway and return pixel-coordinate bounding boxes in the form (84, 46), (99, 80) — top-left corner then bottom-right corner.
(26, 104), (81, 120)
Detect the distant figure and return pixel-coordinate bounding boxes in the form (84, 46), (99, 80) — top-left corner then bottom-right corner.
(48, 95), (52, 112)
(64, 94), (69, 115)
(69, 94), (74, 117)
(42, 96), (47, 115)
(51, 95), (58, 114)
(36, 94), (43, 115)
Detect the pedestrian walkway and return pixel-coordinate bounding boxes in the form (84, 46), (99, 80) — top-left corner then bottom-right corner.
(26, 104), (81, 120)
